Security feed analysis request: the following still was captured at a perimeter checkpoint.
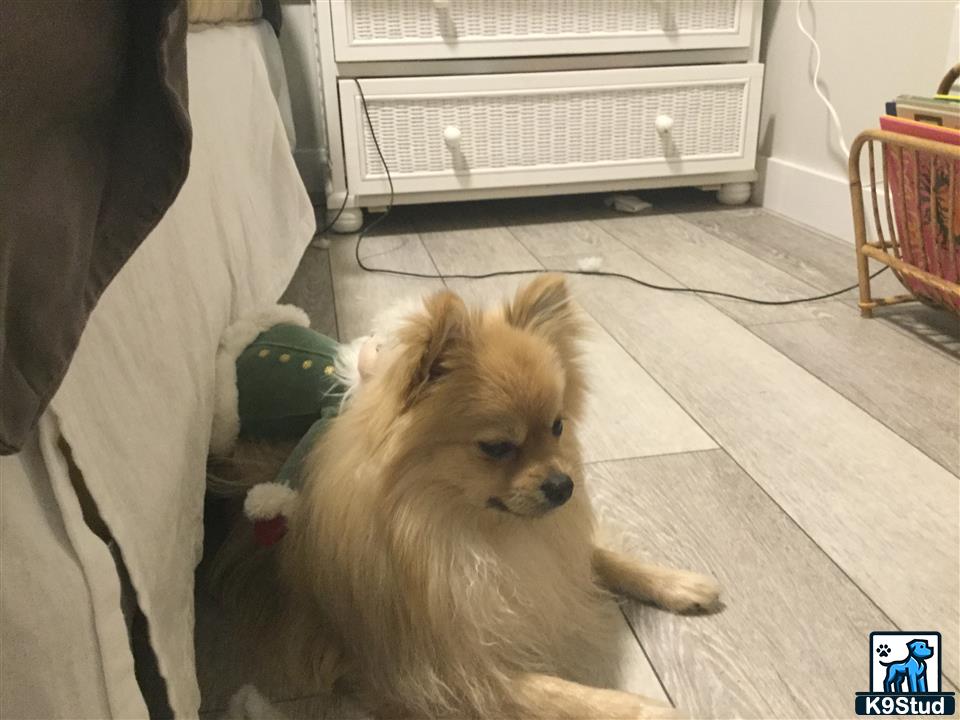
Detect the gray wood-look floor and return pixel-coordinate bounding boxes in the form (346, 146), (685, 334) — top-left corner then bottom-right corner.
(202, 189), (960, 719)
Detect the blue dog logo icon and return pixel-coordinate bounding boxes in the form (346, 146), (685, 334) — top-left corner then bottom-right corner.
(855, 631), (955, 716)
(879, 639), (933, 694)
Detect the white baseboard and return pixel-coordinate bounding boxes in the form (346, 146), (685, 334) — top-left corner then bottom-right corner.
(293, 148), (327, 199)
(753, 155), (878, 244)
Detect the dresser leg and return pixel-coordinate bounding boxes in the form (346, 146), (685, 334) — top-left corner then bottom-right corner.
(716, 182), (752, 205)
(328, 207), (364, 233)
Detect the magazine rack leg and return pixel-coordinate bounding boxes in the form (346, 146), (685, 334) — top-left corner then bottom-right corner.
(856, 249), (874, 318)
(849, 136), (875, 318)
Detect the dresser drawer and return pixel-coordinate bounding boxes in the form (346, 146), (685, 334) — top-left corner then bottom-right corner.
(330, 0), (757, 62)
(340, 65), (763, 198)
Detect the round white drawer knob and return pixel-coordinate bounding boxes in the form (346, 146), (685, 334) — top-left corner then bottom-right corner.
(655, 114), (674, 134)
(443, 125), (462, 148)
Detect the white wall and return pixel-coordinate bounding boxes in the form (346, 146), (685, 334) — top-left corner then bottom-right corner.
(756, 0), (958, 241)
(278, 0), (326, 198)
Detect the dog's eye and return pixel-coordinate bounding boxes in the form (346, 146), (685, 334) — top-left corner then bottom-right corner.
(552, 418), (563, 437)
(479, 441), (516, 459)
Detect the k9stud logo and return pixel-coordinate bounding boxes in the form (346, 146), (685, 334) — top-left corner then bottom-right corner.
(855, 632), (956, 716)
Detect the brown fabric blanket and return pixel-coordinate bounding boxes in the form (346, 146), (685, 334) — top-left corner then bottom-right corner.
(0, 1), (192, 454)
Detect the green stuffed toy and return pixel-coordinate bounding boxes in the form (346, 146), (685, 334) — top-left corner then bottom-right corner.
(210, 304), (376, 545)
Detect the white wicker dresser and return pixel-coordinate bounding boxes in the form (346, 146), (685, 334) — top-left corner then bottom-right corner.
(315, 0), (764, 231)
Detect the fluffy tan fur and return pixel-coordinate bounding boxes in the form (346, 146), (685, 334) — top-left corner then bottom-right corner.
(213, 276), (721, 719)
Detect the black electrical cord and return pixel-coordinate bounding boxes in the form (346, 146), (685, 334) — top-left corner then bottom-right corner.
(352, 78), (888, 306)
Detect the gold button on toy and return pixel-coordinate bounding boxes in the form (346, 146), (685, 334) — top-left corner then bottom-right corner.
(279, 353), (291, 363)
(324, 365), (335, 375)
(302, 360), (313, 370)
(258, 349), (270, 358)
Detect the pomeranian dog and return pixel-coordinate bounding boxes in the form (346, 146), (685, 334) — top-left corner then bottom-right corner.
(212, 275), (720, 719)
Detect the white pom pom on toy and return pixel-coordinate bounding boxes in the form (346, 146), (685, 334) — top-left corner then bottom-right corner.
(244, 483), (299, 521)
(226, 684), (289, 720)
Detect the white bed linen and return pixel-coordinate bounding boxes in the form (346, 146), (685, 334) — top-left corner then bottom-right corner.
(0, 22), (314, 719)
(0, 418), (147, 719)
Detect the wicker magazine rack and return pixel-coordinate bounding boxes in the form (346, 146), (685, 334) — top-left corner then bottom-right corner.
(848, 64), (960, 317)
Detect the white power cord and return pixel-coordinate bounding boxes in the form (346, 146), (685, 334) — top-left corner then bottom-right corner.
(795, 0), (850, 159)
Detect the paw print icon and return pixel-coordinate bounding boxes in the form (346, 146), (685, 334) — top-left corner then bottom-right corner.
(876, 643), (891, 658)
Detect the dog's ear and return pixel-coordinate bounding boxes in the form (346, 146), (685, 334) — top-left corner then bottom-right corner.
(505, 274), (587, 417)
(505, 274), (584, 351)
(394, 290), (472, 409)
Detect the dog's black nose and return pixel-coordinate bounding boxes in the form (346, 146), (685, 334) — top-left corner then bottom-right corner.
(541, 472), (574, 507)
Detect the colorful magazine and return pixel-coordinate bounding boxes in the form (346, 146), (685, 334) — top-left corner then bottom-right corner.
(879, 115), (960, 309)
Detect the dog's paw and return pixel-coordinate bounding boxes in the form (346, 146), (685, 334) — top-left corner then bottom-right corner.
(877, 643), (891, 658)
(609, 696), (684, 720)
(656, 570), (722, 615)
(634, 701), (687, 719)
